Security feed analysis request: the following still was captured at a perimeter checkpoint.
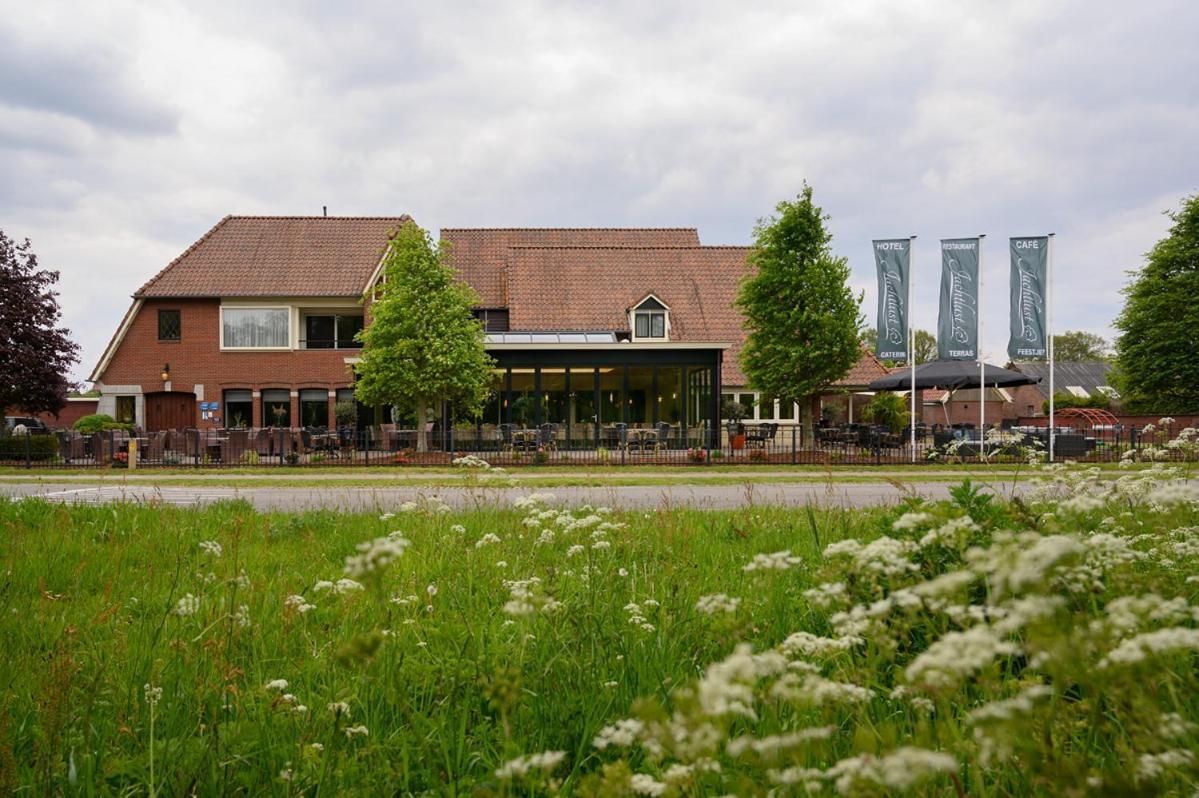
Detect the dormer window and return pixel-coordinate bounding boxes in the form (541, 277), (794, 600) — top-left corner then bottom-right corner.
(631, 295), (669, 341)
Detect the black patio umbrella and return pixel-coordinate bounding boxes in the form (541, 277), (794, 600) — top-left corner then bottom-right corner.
(867, 360), (1041, 392)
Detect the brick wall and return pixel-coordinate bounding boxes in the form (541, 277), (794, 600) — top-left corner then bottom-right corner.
(98, 298), (359, 429)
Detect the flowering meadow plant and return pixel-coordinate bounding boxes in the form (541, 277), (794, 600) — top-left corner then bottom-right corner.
(1, 462), (1198, 794)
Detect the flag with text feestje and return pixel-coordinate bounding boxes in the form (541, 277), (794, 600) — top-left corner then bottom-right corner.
(1007, 236), (1049, 360)
(937, 238), (980, 360)
(872, 239), (911, 361)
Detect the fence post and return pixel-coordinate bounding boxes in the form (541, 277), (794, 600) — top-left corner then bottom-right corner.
(24, 432), (31, 470)
(108, 430), (115, 466)
(791, 425), (797, 465)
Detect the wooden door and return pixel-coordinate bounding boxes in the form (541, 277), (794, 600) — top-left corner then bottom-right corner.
(144, 392), (196, 431)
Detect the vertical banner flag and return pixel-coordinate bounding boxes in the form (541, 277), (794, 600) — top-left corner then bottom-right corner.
(1007, 236), (1049, 360)
(872, 239), (911, 361)
(937, 238), (980, 360)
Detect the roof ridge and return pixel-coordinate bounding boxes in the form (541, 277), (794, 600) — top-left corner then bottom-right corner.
(226, 215), (411, 221)
(505, 244), (751, 250)
(135, 215), (233, 297)
(441, 226), (699, 232)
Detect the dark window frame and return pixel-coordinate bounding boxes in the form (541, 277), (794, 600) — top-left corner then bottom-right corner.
(158, 309), (181, 341)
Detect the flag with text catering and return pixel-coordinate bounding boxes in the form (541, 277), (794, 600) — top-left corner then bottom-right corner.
(1007, 236), (1049, 360)
(872, 239), (911, 361)
(937, 238), (980, 360)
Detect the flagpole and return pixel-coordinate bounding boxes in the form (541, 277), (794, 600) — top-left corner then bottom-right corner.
(909, 235), (918, 463)
(978, 234), (986, 460)
(1048, 232), (1056, 462)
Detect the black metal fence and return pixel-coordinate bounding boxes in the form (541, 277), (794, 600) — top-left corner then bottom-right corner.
(0, 422), (1193, 469)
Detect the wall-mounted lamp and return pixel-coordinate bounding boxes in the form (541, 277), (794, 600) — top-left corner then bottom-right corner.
(161, 363), (171, 382)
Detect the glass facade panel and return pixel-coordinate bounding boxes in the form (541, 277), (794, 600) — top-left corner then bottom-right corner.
(688, 366), (713, 444)
(262, 389), (291, 427)
(658, 367), (683, 429)
(336, 315), (364, 348)
(569, 368), (597, 445)
(300, 389), (329, 428)
(627, 367), (654, 425)
(599, 367), (623, 424)
(778, 398), (797, 421)
(540, 368), (568, 443)
(224, 390), (253, 428)
(509, 369), (536, 427)
(480, 370), (505, 427)
(223, 308), (289, 348)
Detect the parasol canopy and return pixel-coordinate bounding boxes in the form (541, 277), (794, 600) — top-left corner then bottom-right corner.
(867, 360), (1041, 392)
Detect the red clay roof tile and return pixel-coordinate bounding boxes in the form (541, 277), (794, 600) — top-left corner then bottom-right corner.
(136, 215), (409, 298)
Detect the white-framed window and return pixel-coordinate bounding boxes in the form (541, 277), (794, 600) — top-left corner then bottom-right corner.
(630, 295), (669, 341)
(221, 307), (290, 349)
(1066, 385), (1090, 398)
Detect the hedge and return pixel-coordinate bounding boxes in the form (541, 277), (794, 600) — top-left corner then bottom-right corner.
(0, 435), (60, 462)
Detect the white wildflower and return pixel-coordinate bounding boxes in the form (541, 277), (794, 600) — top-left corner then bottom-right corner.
(343, 724), (369, 739)
(174, 593), (200, 617)
(198, 540), (223, 558)
(284, 594), (316, 614)
(826, 747), (956, 794)
(593, 718), (644, 749)
(343, 534), (409, 578)
(143, 684), (162, 706)
(494, 750), (566, 780)
(743, 549), (802, 572)
(630, 773), (667, 795)
(327, 701), (350, 717)
(475, 533), (502, 548)
(695, 593), (741, 615)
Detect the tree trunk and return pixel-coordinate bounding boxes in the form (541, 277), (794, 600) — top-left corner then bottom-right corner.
(415, 398), (428, 453)
(800, 396), (814, 446)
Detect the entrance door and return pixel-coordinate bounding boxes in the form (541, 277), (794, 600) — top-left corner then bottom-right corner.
(144, 391), (197, 431)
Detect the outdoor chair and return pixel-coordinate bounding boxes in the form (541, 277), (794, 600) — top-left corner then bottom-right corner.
(497, 423), (516, 452)
(655, 422), (673, 450)
(538, 423), (558, 450)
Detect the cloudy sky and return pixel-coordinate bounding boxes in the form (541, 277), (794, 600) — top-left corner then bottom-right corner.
(2, 0), (1197, 381)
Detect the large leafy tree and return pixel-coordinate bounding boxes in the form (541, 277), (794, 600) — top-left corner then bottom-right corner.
(1052, 330), (1109, 362)
(0, 230), (79, 415)
(861, 327), (936, 365)
(1113, 194), (1199, 413)
(354, 221), (493, 451)
(737, 185), (862, 427)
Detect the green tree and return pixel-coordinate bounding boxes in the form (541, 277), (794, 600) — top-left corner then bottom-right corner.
(737, 185), (862, 428)
(1113, 194), (1199, 413)
(860, 392), (911, 434)
(1052, 330), (1109, 362)
(354, 221), (494, 451)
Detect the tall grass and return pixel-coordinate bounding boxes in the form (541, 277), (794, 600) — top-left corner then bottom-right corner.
(1, 462), (1197, 795)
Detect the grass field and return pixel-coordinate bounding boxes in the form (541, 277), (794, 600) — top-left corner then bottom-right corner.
(2, 463), (1198, 795)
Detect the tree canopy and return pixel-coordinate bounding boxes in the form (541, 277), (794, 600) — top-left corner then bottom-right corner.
(736, 185), (862, 421)
(0, 230), (79, 416)
(1052, 330), (1109, 362)
(1112, 194), (1199, 413)
(353, 221), (494, 449)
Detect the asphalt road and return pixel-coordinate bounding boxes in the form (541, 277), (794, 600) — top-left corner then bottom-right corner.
(0, 480), (1025, 511)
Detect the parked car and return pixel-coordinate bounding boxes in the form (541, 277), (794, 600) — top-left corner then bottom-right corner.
(4, 416), (50, 435)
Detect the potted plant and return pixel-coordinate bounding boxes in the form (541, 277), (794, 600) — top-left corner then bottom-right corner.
(722, 397), (750, 450)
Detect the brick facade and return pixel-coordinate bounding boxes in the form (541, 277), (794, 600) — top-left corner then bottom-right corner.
(97, 298), (358, 429)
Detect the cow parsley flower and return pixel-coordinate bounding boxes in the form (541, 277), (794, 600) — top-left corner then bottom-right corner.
(174, 593), (200, 617)
(494, 750), (566, 779)
(198, 540), (222, 558)
(265, 679), (289, 691)
(343, 533), (410, 578)
(826, 747), (956, 794)
(475, 533), (502, 548)
(284, 594), (316, 614)
(696, 594), (741, 615)
(143, 684), (162, 706)
(343, 724), (369, 738)
(743, 549), (802, 572)
(630, 773), (667, 795)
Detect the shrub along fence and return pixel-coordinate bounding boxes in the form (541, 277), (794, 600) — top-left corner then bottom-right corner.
(0, 420), (1195, 469)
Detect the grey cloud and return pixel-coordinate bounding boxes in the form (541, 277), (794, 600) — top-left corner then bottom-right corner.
(0, 23), (179, 135)
(1, 0), (1197, 380)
